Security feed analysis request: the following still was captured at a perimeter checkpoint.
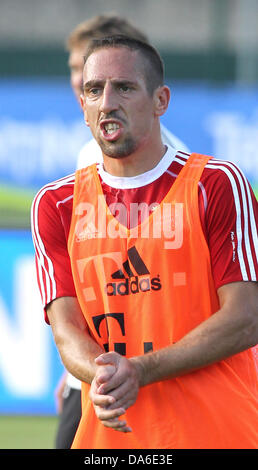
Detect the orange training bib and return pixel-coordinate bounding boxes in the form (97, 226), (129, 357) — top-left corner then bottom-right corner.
(68, 153), (258, 449)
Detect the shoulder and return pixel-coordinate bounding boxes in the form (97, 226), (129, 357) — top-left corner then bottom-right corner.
(31, 174), (76, 266)
(32, 173), (75, 209)
(173, 152), (257, 217)
(201, 157), (257, 208)
(175, 152), (254, 197)
(31, 173), (75, 226)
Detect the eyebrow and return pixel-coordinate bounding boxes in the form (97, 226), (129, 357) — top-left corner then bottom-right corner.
(84, 80), (104, 91)
(83, 79), (137, 91)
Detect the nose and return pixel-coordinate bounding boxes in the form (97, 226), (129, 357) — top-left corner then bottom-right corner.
(99, 82), (119, 114)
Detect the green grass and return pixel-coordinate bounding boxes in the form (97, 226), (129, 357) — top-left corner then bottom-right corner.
(0, 415), (59, 449)
(0, 184), (35, 228)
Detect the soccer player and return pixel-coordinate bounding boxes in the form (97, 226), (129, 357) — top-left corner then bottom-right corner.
(32, 36), (258, 448)
(54, 14), (190, 449)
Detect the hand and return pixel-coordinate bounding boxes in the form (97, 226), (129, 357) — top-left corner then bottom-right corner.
(89, 352), (140, 432)
(54, 371), (68, 415)
(96, 352), (140, 410)
(90, 374), (131, 433)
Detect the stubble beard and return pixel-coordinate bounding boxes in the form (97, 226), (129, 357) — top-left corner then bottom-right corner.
(97, 135), (138, 159)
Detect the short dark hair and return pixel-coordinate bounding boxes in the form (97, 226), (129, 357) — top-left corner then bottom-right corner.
(66, 15), (148, 50)
(83, 35), (165, 96)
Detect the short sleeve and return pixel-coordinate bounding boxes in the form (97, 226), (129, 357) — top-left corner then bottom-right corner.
(31, 176), (76, 323)
(202, 160), (258, 290)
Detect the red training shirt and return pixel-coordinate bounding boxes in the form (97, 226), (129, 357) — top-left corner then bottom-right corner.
(31, 149), (258, 322)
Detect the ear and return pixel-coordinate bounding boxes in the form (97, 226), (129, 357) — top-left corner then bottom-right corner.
(153, 85), (170, 117)
(80, 94), (89, 126)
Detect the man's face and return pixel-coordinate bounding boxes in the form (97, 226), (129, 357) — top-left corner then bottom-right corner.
(68, 45), (86, 103)
(81, 47), (159, 159)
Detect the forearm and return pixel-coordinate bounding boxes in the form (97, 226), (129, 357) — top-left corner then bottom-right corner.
(131, 282), (258, 387)
(131, 314), (248, 387)
(47, 296), (104, 384)
(53, 320), (103, 384)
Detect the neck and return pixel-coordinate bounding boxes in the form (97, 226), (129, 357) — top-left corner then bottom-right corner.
(102, 134), (166, 178)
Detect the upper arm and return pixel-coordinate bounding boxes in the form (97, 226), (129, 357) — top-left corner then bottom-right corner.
(217, 281), (258, 349)
(47, 296), (89, 341)
(202, 162), (258, 289)
(31, 184), (76, 322)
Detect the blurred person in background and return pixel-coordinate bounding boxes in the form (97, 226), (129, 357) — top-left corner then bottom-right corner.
(54, 14), (190, 449)
(32, 35), (258, 449)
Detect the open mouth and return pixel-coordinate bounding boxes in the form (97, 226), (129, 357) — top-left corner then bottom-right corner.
(104, 123), (120, 135)
(100, 121), (123, 141)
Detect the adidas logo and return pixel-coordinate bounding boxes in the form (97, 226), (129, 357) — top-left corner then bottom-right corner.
(77, 222), (101, 241)
(105, 246), (162, 296)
